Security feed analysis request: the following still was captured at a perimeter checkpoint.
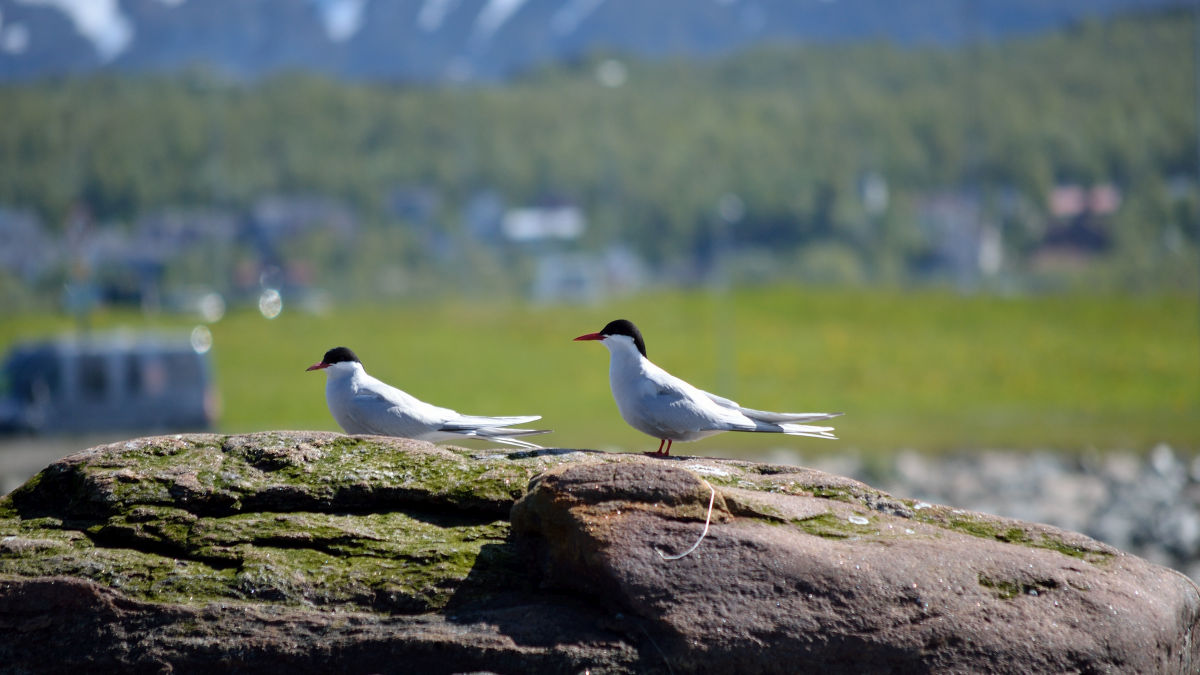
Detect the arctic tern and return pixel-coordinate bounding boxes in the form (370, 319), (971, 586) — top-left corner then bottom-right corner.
(306, 346), (549, 449)
(574, 320), (841, 455)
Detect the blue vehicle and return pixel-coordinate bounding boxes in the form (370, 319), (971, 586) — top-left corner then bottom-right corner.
(0, 334), (217, 435)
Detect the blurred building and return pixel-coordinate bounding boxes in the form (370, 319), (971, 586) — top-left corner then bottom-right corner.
(0, 206), (55, 283)
(915, 190), (1004, 288)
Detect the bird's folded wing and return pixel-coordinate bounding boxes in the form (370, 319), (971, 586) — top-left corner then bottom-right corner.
(455, 427), (550, 442)
(734, 408), (843, 424)
(345, 389), (429, 436)
(438, 414), (542, 431)
(440, 417), (550, 450)
(629, 377), (742, 432)
(457, 429), (547, 449)
(699, 389), (841, 424)
(701, 390), (742, 409)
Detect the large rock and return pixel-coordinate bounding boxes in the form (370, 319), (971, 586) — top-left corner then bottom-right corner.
(0, 432), (1196, 673)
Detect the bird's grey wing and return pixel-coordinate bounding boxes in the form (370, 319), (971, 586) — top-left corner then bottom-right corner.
(438, 413), (550, 449)
(732, 407), (843, 424)
(455, 426), (549, 449)
(699, 388), (842, 424)
(700, 389), (741, 410)
(628, 374), (737, 433)
(343, 389), (428, 436)
(437, 414), (542, 431)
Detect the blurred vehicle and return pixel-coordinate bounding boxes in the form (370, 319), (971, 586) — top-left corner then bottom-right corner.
(0, 334), (218, 435)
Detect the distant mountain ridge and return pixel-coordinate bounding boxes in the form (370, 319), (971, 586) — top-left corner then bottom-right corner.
(0, 0), (1188, 82)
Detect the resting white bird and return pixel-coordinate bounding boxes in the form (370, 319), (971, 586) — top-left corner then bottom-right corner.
(574, 319), (841, 455)
(306, 346), (549, 449)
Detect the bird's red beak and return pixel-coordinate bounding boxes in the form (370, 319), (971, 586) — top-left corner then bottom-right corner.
(573, 332), (604, 342)
(306, 362), (329, 371)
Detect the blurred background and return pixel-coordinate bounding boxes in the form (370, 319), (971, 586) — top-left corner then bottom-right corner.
(0, 0), (1198, 575)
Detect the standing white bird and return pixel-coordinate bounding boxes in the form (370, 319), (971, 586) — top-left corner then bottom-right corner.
(306, 346), (549, 449)
(574, 320), (841, 455)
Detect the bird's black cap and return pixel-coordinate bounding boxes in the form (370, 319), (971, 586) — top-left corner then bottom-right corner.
(322, 346), (360, 365)
(600, 319), (647, 357)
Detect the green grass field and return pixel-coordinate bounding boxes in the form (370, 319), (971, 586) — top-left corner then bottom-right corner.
(2, 287), (1198, 456)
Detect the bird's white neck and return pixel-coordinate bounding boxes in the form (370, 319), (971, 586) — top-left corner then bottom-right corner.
(604, 335), (649, 375)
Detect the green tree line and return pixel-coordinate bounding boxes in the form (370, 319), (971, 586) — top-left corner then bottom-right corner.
(0, 9), (1195, 286)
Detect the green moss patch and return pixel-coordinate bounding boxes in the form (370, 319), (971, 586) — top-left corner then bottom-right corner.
(4, 503), (515, 611)
(793, 512), (878, 539)
(9, 434), (544, 522)
(808, 486), (858, 504)
(936, 513), (1112, 562)
(0, 434), (542, 611)
(710, 470), (1112, 563)
(978, 574), (1062, 600)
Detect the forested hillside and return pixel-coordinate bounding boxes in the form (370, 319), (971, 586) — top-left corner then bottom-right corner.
(0, 9), (1194, 289)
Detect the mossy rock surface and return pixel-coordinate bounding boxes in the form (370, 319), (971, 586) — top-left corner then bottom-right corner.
(2, 431), (1198, 674)
(2, 432), (558, 613)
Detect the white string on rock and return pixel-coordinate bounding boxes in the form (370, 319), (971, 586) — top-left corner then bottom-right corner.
(657, 479), (716, 561)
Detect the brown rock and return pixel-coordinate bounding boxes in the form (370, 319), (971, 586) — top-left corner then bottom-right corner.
(2, 432), (1198, 673)
(0, 575), (636, 673)
(512, 461), (1200, 674)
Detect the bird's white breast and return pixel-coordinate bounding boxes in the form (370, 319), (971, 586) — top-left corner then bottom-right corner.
(605, 343), (724, 441)
(325, 370), (368, 433)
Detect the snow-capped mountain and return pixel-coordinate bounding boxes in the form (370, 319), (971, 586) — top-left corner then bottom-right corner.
(0, 0), (1186, 82)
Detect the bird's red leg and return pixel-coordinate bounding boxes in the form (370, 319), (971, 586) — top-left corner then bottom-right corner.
(664, 439), (673, 456)
(655, 439), (666, 455)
